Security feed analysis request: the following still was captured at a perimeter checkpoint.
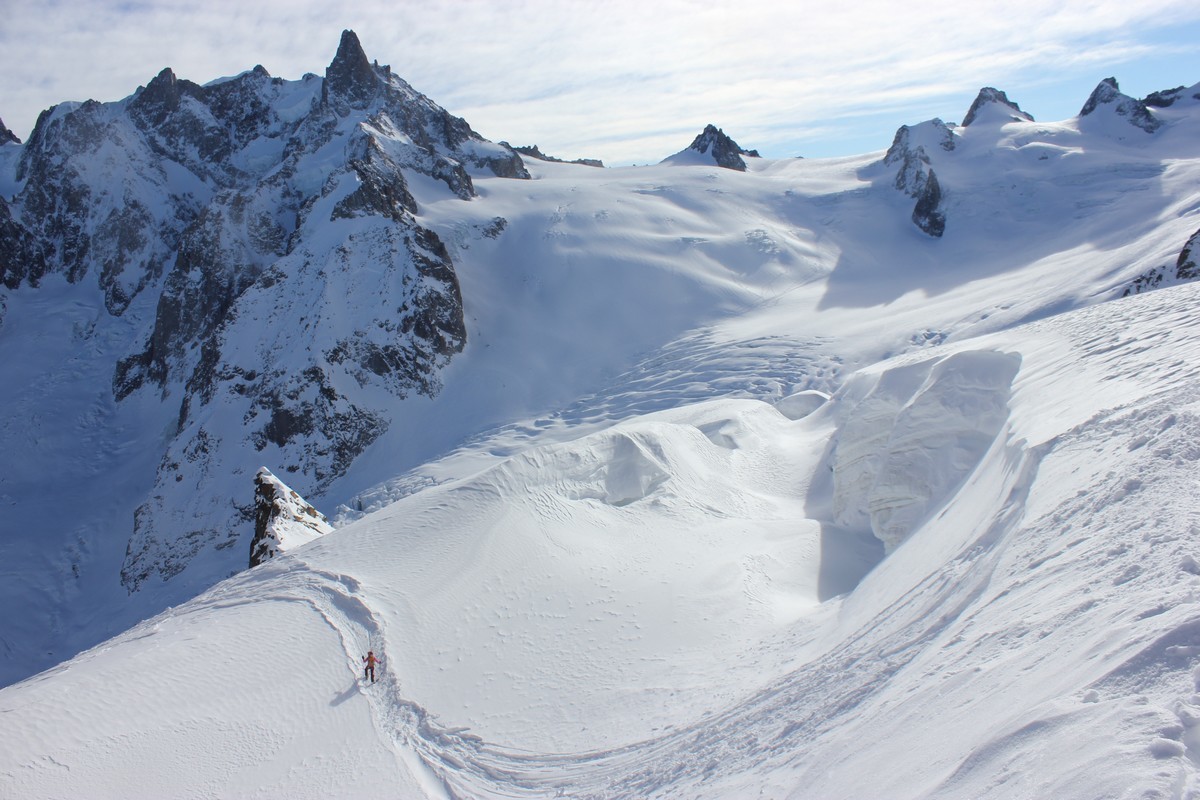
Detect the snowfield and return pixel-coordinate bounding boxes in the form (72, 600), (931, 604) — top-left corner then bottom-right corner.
(5, 280), (1200, 797)
(3, 66), (1200, 797)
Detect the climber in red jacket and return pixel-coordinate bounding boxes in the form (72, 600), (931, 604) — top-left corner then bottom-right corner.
(362, 650), (380, 683)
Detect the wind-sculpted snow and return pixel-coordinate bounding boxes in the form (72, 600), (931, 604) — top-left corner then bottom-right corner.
(335, 331), (842, 521)
(830, 349), (1021, 552)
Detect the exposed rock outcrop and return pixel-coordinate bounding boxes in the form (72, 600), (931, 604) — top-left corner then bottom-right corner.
(1177, 227), (1200, 282)
(1122, 226), (1200, 297)
(1144, 86), (1189, 108)
(249, 467), (333, 567)
(0, 118), (19, 146)
(912, 169), (946, 238)
(883, 119), (954, 238)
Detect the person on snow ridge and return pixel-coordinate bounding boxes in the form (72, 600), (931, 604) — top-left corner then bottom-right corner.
(362, 650), (381, 683)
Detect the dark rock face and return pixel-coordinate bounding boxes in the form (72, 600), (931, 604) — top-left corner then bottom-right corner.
(323, 30), (379, 112)
(961, 87), (1034, 127)
(1080, 77), (1162, 133)
(1144, 86), (1188, 108)
(332, 136), (418, 222)
(912, 170), (946, 237)
(883, 120), (953, 238)
(0, 196), (40, 291)
(250, 471), (285, 567)
(686, 124), (760, 171)
(1177, 228), (1200, 282)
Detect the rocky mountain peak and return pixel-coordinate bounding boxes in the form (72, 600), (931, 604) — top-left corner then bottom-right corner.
(135, 68), (182, 108)
(664, 124), (760, 171)
(1079, 77), (1162, 133)
(0, 117), (20, 145)
(1081, 77), (1122, 114)
(961, 87), (1033, 127)
(323, 29), (380, 111)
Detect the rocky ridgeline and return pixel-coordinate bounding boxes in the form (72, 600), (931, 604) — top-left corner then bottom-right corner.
(511, 144), (604, 168)
(0, 30), (529, 592)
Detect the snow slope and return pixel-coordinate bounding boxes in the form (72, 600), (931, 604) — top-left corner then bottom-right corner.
(3, 69), (1200, 797)
(4, 278), (1200, 798)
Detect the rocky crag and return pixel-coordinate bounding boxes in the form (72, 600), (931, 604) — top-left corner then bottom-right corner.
(249, 467), (333, 567)
(0, 30), (528, 594)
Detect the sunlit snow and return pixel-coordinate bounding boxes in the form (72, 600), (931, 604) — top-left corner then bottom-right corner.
(3, 72), (1200, 799)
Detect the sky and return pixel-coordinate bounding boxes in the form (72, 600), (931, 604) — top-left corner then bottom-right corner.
(2, 0), (1200, 165)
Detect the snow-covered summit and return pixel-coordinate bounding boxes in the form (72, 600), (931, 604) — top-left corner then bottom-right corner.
(960, 86), (1034, 127)
(0, 30), (530, 684)
(1079, 76), (1162, 134)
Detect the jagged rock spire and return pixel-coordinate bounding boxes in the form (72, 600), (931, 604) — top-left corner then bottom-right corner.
(323, 29), (379, 111)
(961, 87), (1033, 127)
(1080, 77), (1122, 116)
(0, 117), (20, 145)
(129, 67), (188, 126)
(249, 467), (333, 568)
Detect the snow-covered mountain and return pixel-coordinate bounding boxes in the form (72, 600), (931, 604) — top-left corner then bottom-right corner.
(0, 30), (527, 684)
(3, 32), (1200, 798)
(661, 123), (761, 170)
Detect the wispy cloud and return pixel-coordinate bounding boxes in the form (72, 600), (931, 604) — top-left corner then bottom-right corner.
(2, 0), (1198, 163)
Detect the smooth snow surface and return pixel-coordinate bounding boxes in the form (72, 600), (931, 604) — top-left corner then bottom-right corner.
(5, 90), (1200, 798)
